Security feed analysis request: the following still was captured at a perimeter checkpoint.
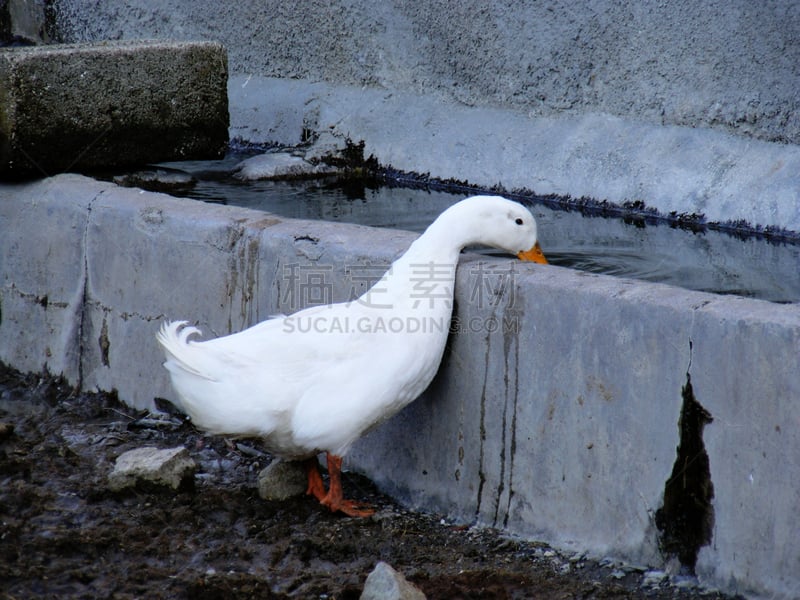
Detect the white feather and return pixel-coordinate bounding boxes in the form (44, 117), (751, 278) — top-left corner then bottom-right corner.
(156, 196), (544, 459)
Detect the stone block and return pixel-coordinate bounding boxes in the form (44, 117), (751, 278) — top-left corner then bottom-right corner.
(108, 446), (196, 491)
(0, 40), (228, 179)
(257, 460), (308, 501)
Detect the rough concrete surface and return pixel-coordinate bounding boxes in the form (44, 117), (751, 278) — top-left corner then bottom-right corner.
(1, 0), (51, 44)
(52, 1), (800, 145)
(0, 40), (228, 178)
(1, 175), (799, 598)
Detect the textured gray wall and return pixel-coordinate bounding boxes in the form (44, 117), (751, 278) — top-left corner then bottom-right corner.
(53, 0), (800, 144)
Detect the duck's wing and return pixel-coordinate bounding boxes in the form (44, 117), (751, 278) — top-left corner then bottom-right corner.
(155, 308), (373, 441)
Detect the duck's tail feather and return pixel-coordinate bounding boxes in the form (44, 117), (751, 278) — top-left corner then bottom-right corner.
(156, 320), (217, 381)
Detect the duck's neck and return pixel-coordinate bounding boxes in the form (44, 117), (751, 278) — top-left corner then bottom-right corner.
(401, 219), (466, 266)
(358, 218), (468, 316)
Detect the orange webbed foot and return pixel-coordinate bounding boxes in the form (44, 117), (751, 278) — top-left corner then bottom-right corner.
(321, 497), (376, 518)
(317, 453), (375, 518)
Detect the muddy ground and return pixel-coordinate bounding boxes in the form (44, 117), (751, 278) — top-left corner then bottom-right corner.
(0, 364), (739, 599)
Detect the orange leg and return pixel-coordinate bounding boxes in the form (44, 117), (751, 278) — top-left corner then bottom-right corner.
(304, 457), (327, 502)
(318, 453), (375, 518)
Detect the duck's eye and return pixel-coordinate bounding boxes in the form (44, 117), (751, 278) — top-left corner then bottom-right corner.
(515, 218), (524, 225)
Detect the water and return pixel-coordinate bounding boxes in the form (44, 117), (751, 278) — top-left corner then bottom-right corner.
(153, 154), (800, 304)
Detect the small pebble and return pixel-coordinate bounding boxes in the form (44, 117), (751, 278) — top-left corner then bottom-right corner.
(642, 569), (667, 586)
(360, 561), (426, 600)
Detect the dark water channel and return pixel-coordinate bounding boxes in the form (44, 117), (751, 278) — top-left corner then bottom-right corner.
(153, 155), (800, 304)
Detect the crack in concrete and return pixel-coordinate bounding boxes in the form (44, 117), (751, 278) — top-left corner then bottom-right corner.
(501, 306), (521, 529)
(223, 222), (262, 333)
(474, 314), (491, 521)
(75, 191), (99, 389)
(3, 285), (69, 310)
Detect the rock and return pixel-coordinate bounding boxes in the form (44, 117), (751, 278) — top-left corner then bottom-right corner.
(641, 569), (667, 587)
(0, 40), (228, 178)
(108, 446), (196, 492)
(257, 459), (308, 501)
(234, 152), (338, 180)
(610, 569), (626, 579)
(360, 562), (426, 600)
(112, 169), (196, 194)
(0, 421), (14, 440)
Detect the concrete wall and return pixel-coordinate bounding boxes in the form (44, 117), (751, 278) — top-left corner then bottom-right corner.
(52, 0), (800, 146)
(49, 0), (800, 235)
(2, 175), (799, 598)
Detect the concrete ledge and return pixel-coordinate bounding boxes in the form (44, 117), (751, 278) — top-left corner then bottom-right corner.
(0, 40), (228, 178)
(1, 174), (799, 598)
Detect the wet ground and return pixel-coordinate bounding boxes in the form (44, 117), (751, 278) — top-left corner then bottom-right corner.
(0, 364), (740, 599)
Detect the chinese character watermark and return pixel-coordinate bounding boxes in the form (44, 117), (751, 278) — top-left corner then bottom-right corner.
(467, 262), (518, 309)
(409, 262), (456, 309)
(281, 263), (333, 308)
(347, 262), (393, 308)
(278, 260), (521, 324)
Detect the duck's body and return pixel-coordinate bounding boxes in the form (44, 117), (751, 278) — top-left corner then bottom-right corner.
(157, 195), (546, 516)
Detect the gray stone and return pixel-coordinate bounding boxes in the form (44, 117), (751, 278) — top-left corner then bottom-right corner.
(360, 562), (426, 600)
(108, 446), (196, 491)
(0, 40), (228, 178)
(234, 152), (337, 181)
(257, 459), (308, 501)
(642, 570), (667, 587)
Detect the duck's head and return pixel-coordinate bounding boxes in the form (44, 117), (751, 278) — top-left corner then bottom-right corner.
(439, 195), (548, 264)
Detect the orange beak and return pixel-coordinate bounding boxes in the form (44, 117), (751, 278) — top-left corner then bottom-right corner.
(517, 241), (548, 264)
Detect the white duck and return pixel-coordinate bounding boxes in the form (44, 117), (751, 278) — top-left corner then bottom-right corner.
(157, 195), (547, 516)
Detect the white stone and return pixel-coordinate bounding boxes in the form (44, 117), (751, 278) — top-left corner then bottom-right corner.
(234, 152), (337, 180)
(108, 446), (196, 491)
(360, 562), (426, 600)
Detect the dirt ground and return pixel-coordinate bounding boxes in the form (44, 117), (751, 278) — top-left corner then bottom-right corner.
(0, 364), (739, 599)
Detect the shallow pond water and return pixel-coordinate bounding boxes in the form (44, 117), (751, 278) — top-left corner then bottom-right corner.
(155, 154), (800, 304)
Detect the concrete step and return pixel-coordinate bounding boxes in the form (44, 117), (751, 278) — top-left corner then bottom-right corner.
(0, 40), (228, 179)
